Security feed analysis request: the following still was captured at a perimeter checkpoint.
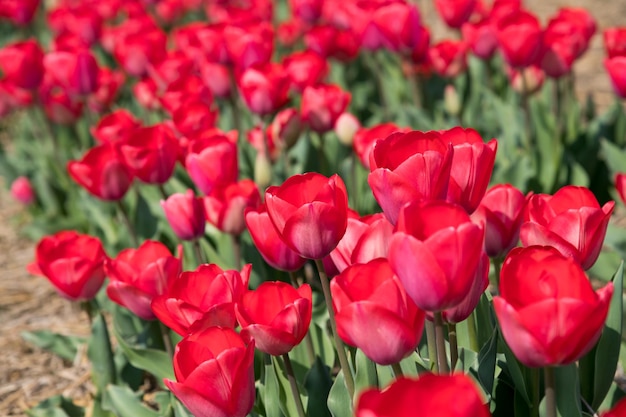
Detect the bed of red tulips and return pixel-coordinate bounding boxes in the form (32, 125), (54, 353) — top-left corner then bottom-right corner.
(3, 0), (626, 416)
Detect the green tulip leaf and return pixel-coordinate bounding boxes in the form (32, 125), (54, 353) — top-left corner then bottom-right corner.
(539, 365), (582, 417)
(327, 370), (353, 417)
(21, 330), (86, 362)
(87, 313), (116, 391)
(26, 395), (85, 417)
(304, 357), (333, 417)
(354, 349), (378, 394)
(102, 385), (168, 417)
(259, 355), (282, 417)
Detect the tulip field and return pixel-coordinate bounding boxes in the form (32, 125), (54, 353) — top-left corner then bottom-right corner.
(3, 0), (626, 416)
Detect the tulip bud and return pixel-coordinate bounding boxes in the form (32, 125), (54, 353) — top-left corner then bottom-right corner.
(10, 176), (35, 205)
(510, 65), (545, 95)
(334, 112), (361, 146)
(271, 108), (302, 150)
(254, 151), (273, 189)
(161, 189), (206, 241)
(444, 85), (461, 116)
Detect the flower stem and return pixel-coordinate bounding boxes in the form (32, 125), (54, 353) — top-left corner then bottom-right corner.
(116, 200), (139, 247)
(391, 362), (404, 378)
(425, 321), (438, 372)
(193, 238), (205, 265)
(159, 321), (174, 358)
(314, 258), (355, 399)
(544, 366), (556, 417)
(520, 71), (534, 150)
(282, 353), (307, 417)
(434, 312), (450, 374)
(447, 322), (459, 371)
(231, 234), (242, 270)
(289, 271), (316, 366)
(466, 312), (479, 353)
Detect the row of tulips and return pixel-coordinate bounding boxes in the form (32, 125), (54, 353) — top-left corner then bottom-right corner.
(3, 0), (626, 417)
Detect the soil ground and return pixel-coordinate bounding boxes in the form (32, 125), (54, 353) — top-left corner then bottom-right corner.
(1, 1), (626, 416)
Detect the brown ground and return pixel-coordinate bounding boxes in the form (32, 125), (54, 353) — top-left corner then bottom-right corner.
(1, 1), (626, 416)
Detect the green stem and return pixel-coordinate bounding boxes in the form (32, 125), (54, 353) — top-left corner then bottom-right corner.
(520, 71), (534, 150)
(231, 234), (242, 270)
(282, 353), (307, 417)
(544, 367), (556, 417)
(158, 184), (168, 201)
(289, 271), (316, 366)
(491, 257), (502, 293)
(425, 321), (438, 372)
(365, 53), (390, 119)
(116, 200), (139, 247)
(80, 300), (94, 327)
(532, 367), (541, 417)
(350, 153), (359, 211)
(434, 312), (450, 374)
(391, 362), (404, 378)
(193, 238), (205, 265)
(159, 321), (174, 358)
(314, 258), (355, 399)
(466, 312), (479, 353)
(447, 323), (458, 371)
(405, 60), (422, 108)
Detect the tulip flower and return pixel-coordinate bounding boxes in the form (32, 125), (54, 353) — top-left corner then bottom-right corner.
(29, 231), (107, 301)
(283, 50), (329, 93)
(508, 65), (545, 95)
(172, 100), (219, 137)
(604, 27), (626, 58)
(203, 179), (261, 236)
(160, 75), (212, 115)
(185, 133), (238, 195)
(471, 184), (527, 258)
(353, 123), (406, 169)
(615, 173), (626, 206)
(496, 10), (543, 68)
(301, 84), (351, 133)
(10, 176), (35, 205)
(238, 62), (290, 116)
(0, 39), (44, 90)
(120, 124), (179, 185)
(435, 0), (476, 29)
(605, 56), (626, 99)
(494, 246), (613, 367)
(244, 204), (307, 272)
(369, 2), (422, 53)
(265, 172), (349, 259)
(223, 21), (274, 70)
(520, 185), (614, 270)
(462, 20), (498, 60)
(428, 40), (469, 78)
(43, 49), (100, 97)
(331, 259), (425, 365)
(152, 264), (251, 336)
(87, 67), (125, 114)
(68, 143), (134, 201)
(161, 190), (206, 241)
(304, 25), (360, 62)
(0, 0), (40, 25)
(603, 397), (626, 417)
(368, 130), (453, 225)
(105, 241), (182, 320)
(91, 110), (141, 144)
(271, 108), (303, 150)
(47, 3), (102, 47)
(356, 374), (490, 417)
(389, 201), (484, 312)
(236, 281), (312, 356)
(165, 327), (255, 417)
(290, 0), (323, 22)
(113, 25), (167, 77)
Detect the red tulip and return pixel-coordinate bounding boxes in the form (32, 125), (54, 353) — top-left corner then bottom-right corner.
(133, 77), (160, 111)
(0, 0), (39, 25)
(271, 107), (303, 150)
(435, 0), (476, 29)
(87, 67), (125, 114)
(428, 40), (469, 78)
(616, 173), (626, 206)
(161, 189), (206, 241)
(236, 281), (312, 356)
(68, 143), (134, 201)
(165, 327), (255, 417)
(368, 130), (454, 225)
(389, 201), (484, 312)
(301, 84), (351, 133)
(290, 0), (323, 22)
(238, 63), (290, 116)
(356, 374), (490, 417)
(29, 231), (107, 301)
(283, 50), (329, 92)
(38, 77), (83, 124)
(160, 75), (212, 116)
(113, 24), (167, 77)
(409, 24), (431, 64)
(152, 264), (251, 336)
(204, 180), (262, 236)
(172, 100), (219, 137)
(508, 64), (545, 95)
(520, 185), (614, 270)
(223, 21), (274, 70)
(105, 241), (182, 320)
(494, 246), (613, 367)
(471, 184), (527, 258)
(91, 110), (141, 144)
(496, 10), (543, 68)
(604, 27), (626, 59)
(540, 17), (583, 78)
(0, 39), (43, 90)
(265, 172), (349, 259)
(245, 204), (307, 272)
(353, 123), (406, 169)
(462, 20), (498, 60)
(47, 4), (102, 47)
(331, 259), (425, 364)
(605, 56), (626, 99)
(371, 2), (422, 53)
(120, 124), (179, 185)
(185, 133), (238, 195)
(444, 127), (497, 213)
(10, 176), (35, 205)
(305, 25), (360, 62)
(43, 49), (99, 96)
(199, 60), (231, 98)
(603, 397), (626, 417)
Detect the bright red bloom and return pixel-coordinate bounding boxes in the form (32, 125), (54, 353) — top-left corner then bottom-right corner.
(68, 143), (133, 201)
(462, 20), (498, 60)
(204, 180), (262, 236)
(304, 24), (360, 62)
(105, 241), (182, 320)
(435, 0), (476, 29)
(161, 189), (206, 241)
(0, 39), (43, 90)
(10, 176), (35, 205)
(120, 124), (179, 185)
(605, 56), (626, 98)
(238, 63), (290, 116)
(368, 130), (454, 225)
(331, 258), (425, 365)
(290, 0), (323, 22)
(428, 40), (469, 79)
(471, 184), (527, 258)
(616, 173), (626, 206)
(152, 264), (251, 336)
(223, 21), (274, 70)
(113, 23), (167, 77)
(508, 64), (545, 95)
(356, 374), (490, 417)
(160, 75), (213, 116)
(47, 4), (102, 46)
(353, 123), (406, 169)
(173, 100), (219, 137)
(265, 173), (349, 259)
(43, 49), (99, 96)
(603, 397), (626, 417)
(185, 134), (238, 195)
(0, 0), (40, 25)
(494, 246), (613, 367)
(496, 10), (543, 68)
(604, 27), (626, 59)
(236, 281), (312, 356)
(29, 231), (107, 301)
(271, 107), (303, 151)
(301, 84), (351, 133)
(520, 185), (614, 270)
(389, 201), (484, 312)
(165, 327), (255, 417)
(38, 77), (83, 124)
(371, 2), (422, 53)
(245, 204), (307, 272)
(283, 50), (329, 92)
(91, 109), (141, 144)
(87, 67), (125, 114)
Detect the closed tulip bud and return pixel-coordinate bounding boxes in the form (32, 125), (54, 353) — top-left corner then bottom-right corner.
(91, 110), (141, 144)
(152, 264), (251, 336)
(161, 189), (206, 241)
(43, 49), (99, 96)
(435, 0), (477, 29)
(265, 173), (349, 259)
(301, 84), (351, 133)
(356, 374), (490, 417)
(165, 327), (255, 417)
(105, 241), (182, 320)
(334, 113), (361, 146)
(185, 134), (238, 195)
(236, 281), (312, 356)
(204, 180), (262, 236)
(271, 108), (302, 150)
(0, 39), (44, 90)
(520, 185), (614, 270)
(494, 246), (613, 367)
(254, 151), (273, 189)
(331, 259), (425, 364)
(444, 85), (461, 116)
(29, 231), (107, 301)
(428, 40), (469, 78)
(509, 65), (545, 95)
(120, 124), (179, 185)
(10, 176), (35, 205)
(496, 10), (543, 68)
(238, 63), (290, 116)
